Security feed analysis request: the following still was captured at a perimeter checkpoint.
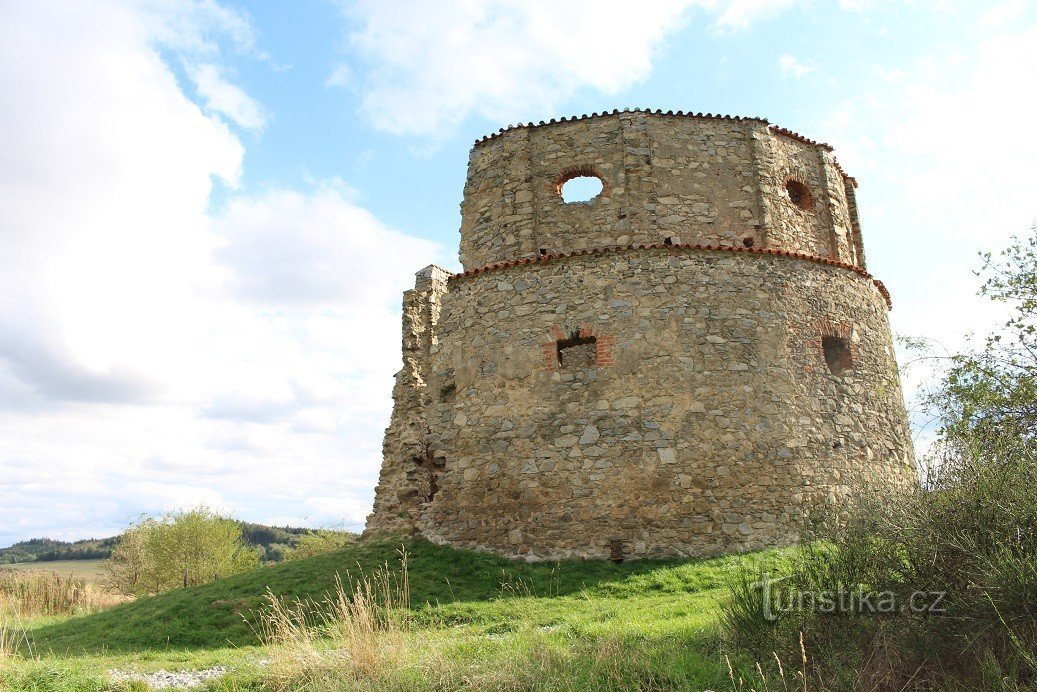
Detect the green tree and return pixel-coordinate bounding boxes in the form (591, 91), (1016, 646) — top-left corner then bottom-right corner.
(107, 506), (259, 596)
(937, 224), (1037, 444)
(282, 529), (355, 561)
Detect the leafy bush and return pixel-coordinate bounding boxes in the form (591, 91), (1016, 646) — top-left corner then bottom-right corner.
(106, 506), (259, 596)
(282, 530), (355, 562)
(725, 447), (1037, 689)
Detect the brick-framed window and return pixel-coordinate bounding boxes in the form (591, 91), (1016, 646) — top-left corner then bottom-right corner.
(791, 316), (857, 377)
(815, 317), (855, 376)
(541, 324), (614, 371)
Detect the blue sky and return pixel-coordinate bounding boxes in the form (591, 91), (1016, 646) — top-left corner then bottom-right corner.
(1, 0), (1035, 547)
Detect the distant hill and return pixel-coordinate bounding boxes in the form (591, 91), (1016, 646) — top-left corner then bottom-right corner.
(0, 536), (118, 564)
(0, 522), (347, 564)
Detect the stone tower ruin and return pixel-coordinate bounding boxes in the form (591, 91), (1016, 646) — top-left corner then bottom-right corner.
(365, 109), (917, 561)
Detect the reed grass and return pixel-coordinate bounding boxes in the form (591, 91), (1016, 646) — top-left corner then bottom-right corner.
(257, 547), (411, 685)
(0, 568), (131, 618)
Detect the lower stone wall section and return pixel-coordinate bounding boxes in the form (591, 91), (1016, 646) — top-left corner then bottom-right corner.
(367, 249), (917, 561)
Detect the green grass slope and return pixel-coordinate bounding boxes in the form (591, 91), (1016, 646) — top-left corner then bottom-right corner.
(29, 538), (781, 656)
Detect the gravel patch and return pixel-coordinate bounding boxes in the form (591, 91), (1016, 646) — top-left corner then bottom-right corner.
(107, 665), (230, 689)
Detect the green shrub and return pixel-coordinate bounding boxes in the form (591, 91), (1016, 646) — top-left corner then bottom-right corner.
(106, 506), (259, 596)
(282, 530), (355, 562)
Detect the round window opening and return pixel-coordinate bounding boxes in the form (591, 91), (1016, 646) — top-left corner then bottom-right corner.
(560, 175), (603, 203)
(785, 180), (813, 211)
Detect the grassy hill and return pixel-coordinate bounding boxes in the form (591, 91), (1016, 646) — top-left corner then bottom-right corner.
(3, 539), (796, 690)
(28, 538), (778, 655)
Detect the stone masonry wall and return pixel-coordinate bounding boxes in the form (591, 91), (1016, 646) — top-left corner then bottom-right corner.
(406, 249), (914, 560)
(458, 111), (860, 270)
(366, 266), (450, 535)
(366, 111), (915, 561)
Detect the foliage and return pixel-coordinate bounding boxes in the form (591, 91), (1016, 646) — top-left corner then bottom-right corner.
(939, 223), (1037, 444)
(282, 530), (355, 562)
(237, 523), (327, 563)
(0, 537), (118, 565)
(723, 226), (1037, 690)
(106, 507), (259, 597)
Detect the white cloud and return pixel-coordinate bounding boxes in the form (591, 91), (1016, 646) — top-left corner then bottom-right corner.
(137, 0), (261, 58)
(0, 0), (242, 407)
(817, 15), (1037, 426)
(325, 63), (353, 89)
(187, 62), (267, 129)
(0, 0), (444, 546)
(711, 0), (800, 30)
(778, 53), (815, 79)
(213, 185), (437, 306)
(338, 0), (803, 137)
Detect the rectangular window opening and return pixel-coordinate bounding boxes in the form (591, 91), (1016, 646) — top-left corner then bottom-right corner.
(557, 334), (596, 369)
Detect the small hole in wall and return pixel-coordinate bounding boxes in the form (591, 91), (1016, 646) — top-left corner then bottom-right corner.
(822, 336), (853, 376)
(539, 248), (548, 256)
(743, 237), (755, 248)
(560, 175), (603, 203)
(557, 333), (596, 369)
(785, 180), (813, 211)
(426, 467), (439, 503)
(664, 236), (675, 246)
(418, 445), (441, 503)
(609, 539), (626, 564)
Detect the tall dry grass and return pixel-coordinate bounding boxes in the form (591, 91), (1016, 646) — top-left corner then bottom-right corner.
(252, 548), (732, 690)
(1, 568), (131, 663)
(0, 568), (131, 618)
(0, 615), (34, 661)
(257, 547), (411, 685)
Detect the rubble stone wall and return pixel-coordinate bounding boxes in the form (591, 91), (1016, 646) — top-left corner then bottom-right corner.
(365, 111), (916, 560)
(410, 249), (914, 560)
(458, 111), (861, 271)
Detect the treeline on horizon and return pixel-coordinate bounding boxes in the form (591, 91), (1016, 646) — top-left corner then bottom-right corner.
(0, 522), (349, 564)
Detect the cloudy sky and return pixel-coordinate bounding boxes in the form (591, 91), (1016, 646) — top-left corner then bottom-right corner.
(1, 0), (1035, 547)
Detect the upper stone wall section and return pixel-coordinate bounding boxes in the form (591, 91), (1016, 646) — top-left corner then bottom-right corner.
(458, 110), (863, 270)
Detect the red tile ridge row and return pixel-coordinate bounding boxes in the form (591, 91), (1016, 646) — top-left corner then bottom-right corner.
(766, 124), (833, 152)
(831, 159), (858, 188)
(473, 109), (769, 147)
(448, 243), (893, 310)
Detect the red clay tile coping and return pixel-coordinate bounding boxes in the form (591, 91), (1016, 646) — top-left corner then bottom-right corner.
(448, 242), (893, 310)
(472, 108), (767, 147)
(471, 109), (858, 190)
